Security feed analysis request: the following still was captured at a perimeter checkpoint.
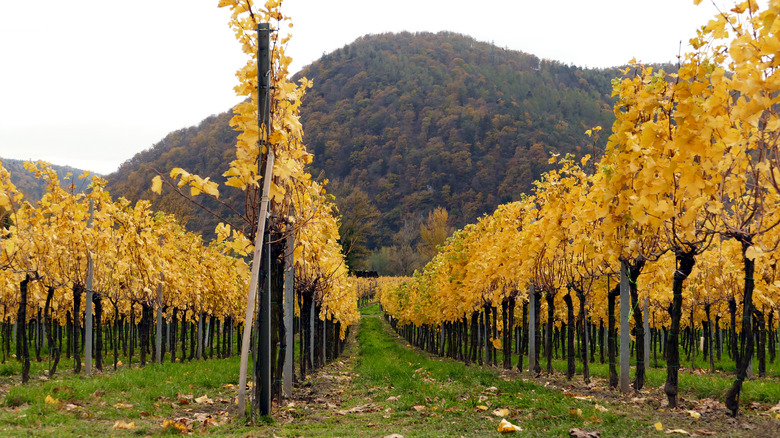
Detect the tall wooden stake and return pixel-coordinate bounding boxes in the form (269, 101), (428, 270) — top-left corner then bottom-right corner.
(238, 22), (273, 417)
(620, 260), (631, 393)
(528, 285), (536, 374)
(84, 200), (94, 377)
(156, 272), (163, 363)
(644, 296), (650, 371)
(283, 231), (294, 399)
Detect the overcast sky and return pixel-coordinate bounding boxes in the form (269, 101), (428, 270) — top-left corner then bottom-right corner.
(0, 0), (737, 175)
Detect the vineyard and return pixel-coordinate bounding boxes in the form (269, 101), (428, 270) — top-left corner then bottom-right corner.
(0, 0), (360, 421)
(2, 0), (780, 436)
(378, 0), (780, 419)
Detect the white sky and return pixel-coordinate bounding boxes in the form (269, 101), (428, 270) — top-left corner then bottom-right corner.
(0, 0), (737, 175)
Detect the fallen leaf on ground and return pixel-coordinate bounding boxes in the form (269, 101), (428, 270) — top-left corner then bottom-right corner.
(569, 408), (583, 418)
(194, 394), (213, 404)
(383, 434), (404, 438)
(768, 401), (780, 413)
(665, 429), (690, 435)
(594, 404), (608, 412)
(113, 402), (134, 409)
(412, 405), (426, 412)
(497, 418), (522, 433)
(654, 422), (664, 431)
(492, 408), (510, 417)
(335, 404), (378, 415)
(476, 405), (489, 411)
(113, 420), (135, 430)
(684, 410), (700, 419)
(44, 395), (60, 405)
(569, 428), (601, 438)
(386, 395), (401, 402)
(162, 419), (189, 434)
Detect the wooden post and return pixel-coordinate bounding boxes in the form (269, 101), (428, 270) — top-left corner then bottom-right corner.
(259, 236), (272, 414)
(528, 286), (536, 374)
(644, 296), (650, 370)
(282, 232), (294, 399)
(197, 311), (204, 360)
(85, 253), (93, 376)
(84, 201), (94, 376)
(309, 298), (315, 369)
(156, 272), (163, 363)
(237, 22), (274, 417)
(620, 260), (631, 393)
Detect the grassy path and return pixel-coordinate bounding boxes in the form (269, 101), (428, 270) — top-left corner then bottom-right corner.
(276, 305), (778, 437)
(0, 304), (777, 436)
(275, 305), (644, 437)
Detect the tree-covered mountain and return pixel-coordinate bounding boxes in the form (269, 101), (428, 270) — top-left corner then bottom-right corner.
(105, 31), (625, 271)
(295, 31), (619, 248)
(0, 157), (92, 202)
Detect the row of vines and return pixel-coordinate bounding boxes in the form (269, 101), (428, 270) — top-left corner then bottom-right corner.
(379, 0), (780, 416)
(0, 0), (362, 418)
(0, 161), (356, 386)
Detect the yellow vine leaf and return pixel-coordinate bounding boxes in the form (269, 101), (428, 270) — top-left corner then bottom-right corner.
(151, 175), (162, 194)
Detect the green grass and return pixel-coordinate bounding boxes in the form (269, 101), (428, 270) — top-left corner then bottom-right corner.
(277, 305), (651, 437)
(0, 356), (252, 437)
(481, 341), (780, 406)
(0, 306), (778, 437)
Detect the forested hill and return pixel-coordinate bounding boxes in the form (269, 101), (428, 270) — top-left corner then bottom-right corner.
(1, 157), (91, 202)
(104, 31), (623, 266)
(295, 31), (618, 244)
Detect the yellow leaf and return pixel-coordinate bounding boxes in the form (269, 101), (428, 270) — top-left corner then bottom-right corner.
(492, 408), (510, 417)
(151, 175), (162, 194)
(655, 422), (664, 431)
(195, 394), (213, 404)
(745, 245), (764, 260)
(113, 420), (135, 430)
(201, 181), (220, 198)
(45, 395), (60, 405)
(497, 418), (522, 433)
(685, 409), (701, 419)
(476, 405), (489, 411)
(666, 429), (690, 435)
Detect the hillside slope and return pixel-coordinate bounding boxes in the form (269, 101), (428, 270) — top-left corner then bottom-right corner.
(105, 31), (621, 268)
(295, 31), (618, 244)
(1, 157), (91, 202)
